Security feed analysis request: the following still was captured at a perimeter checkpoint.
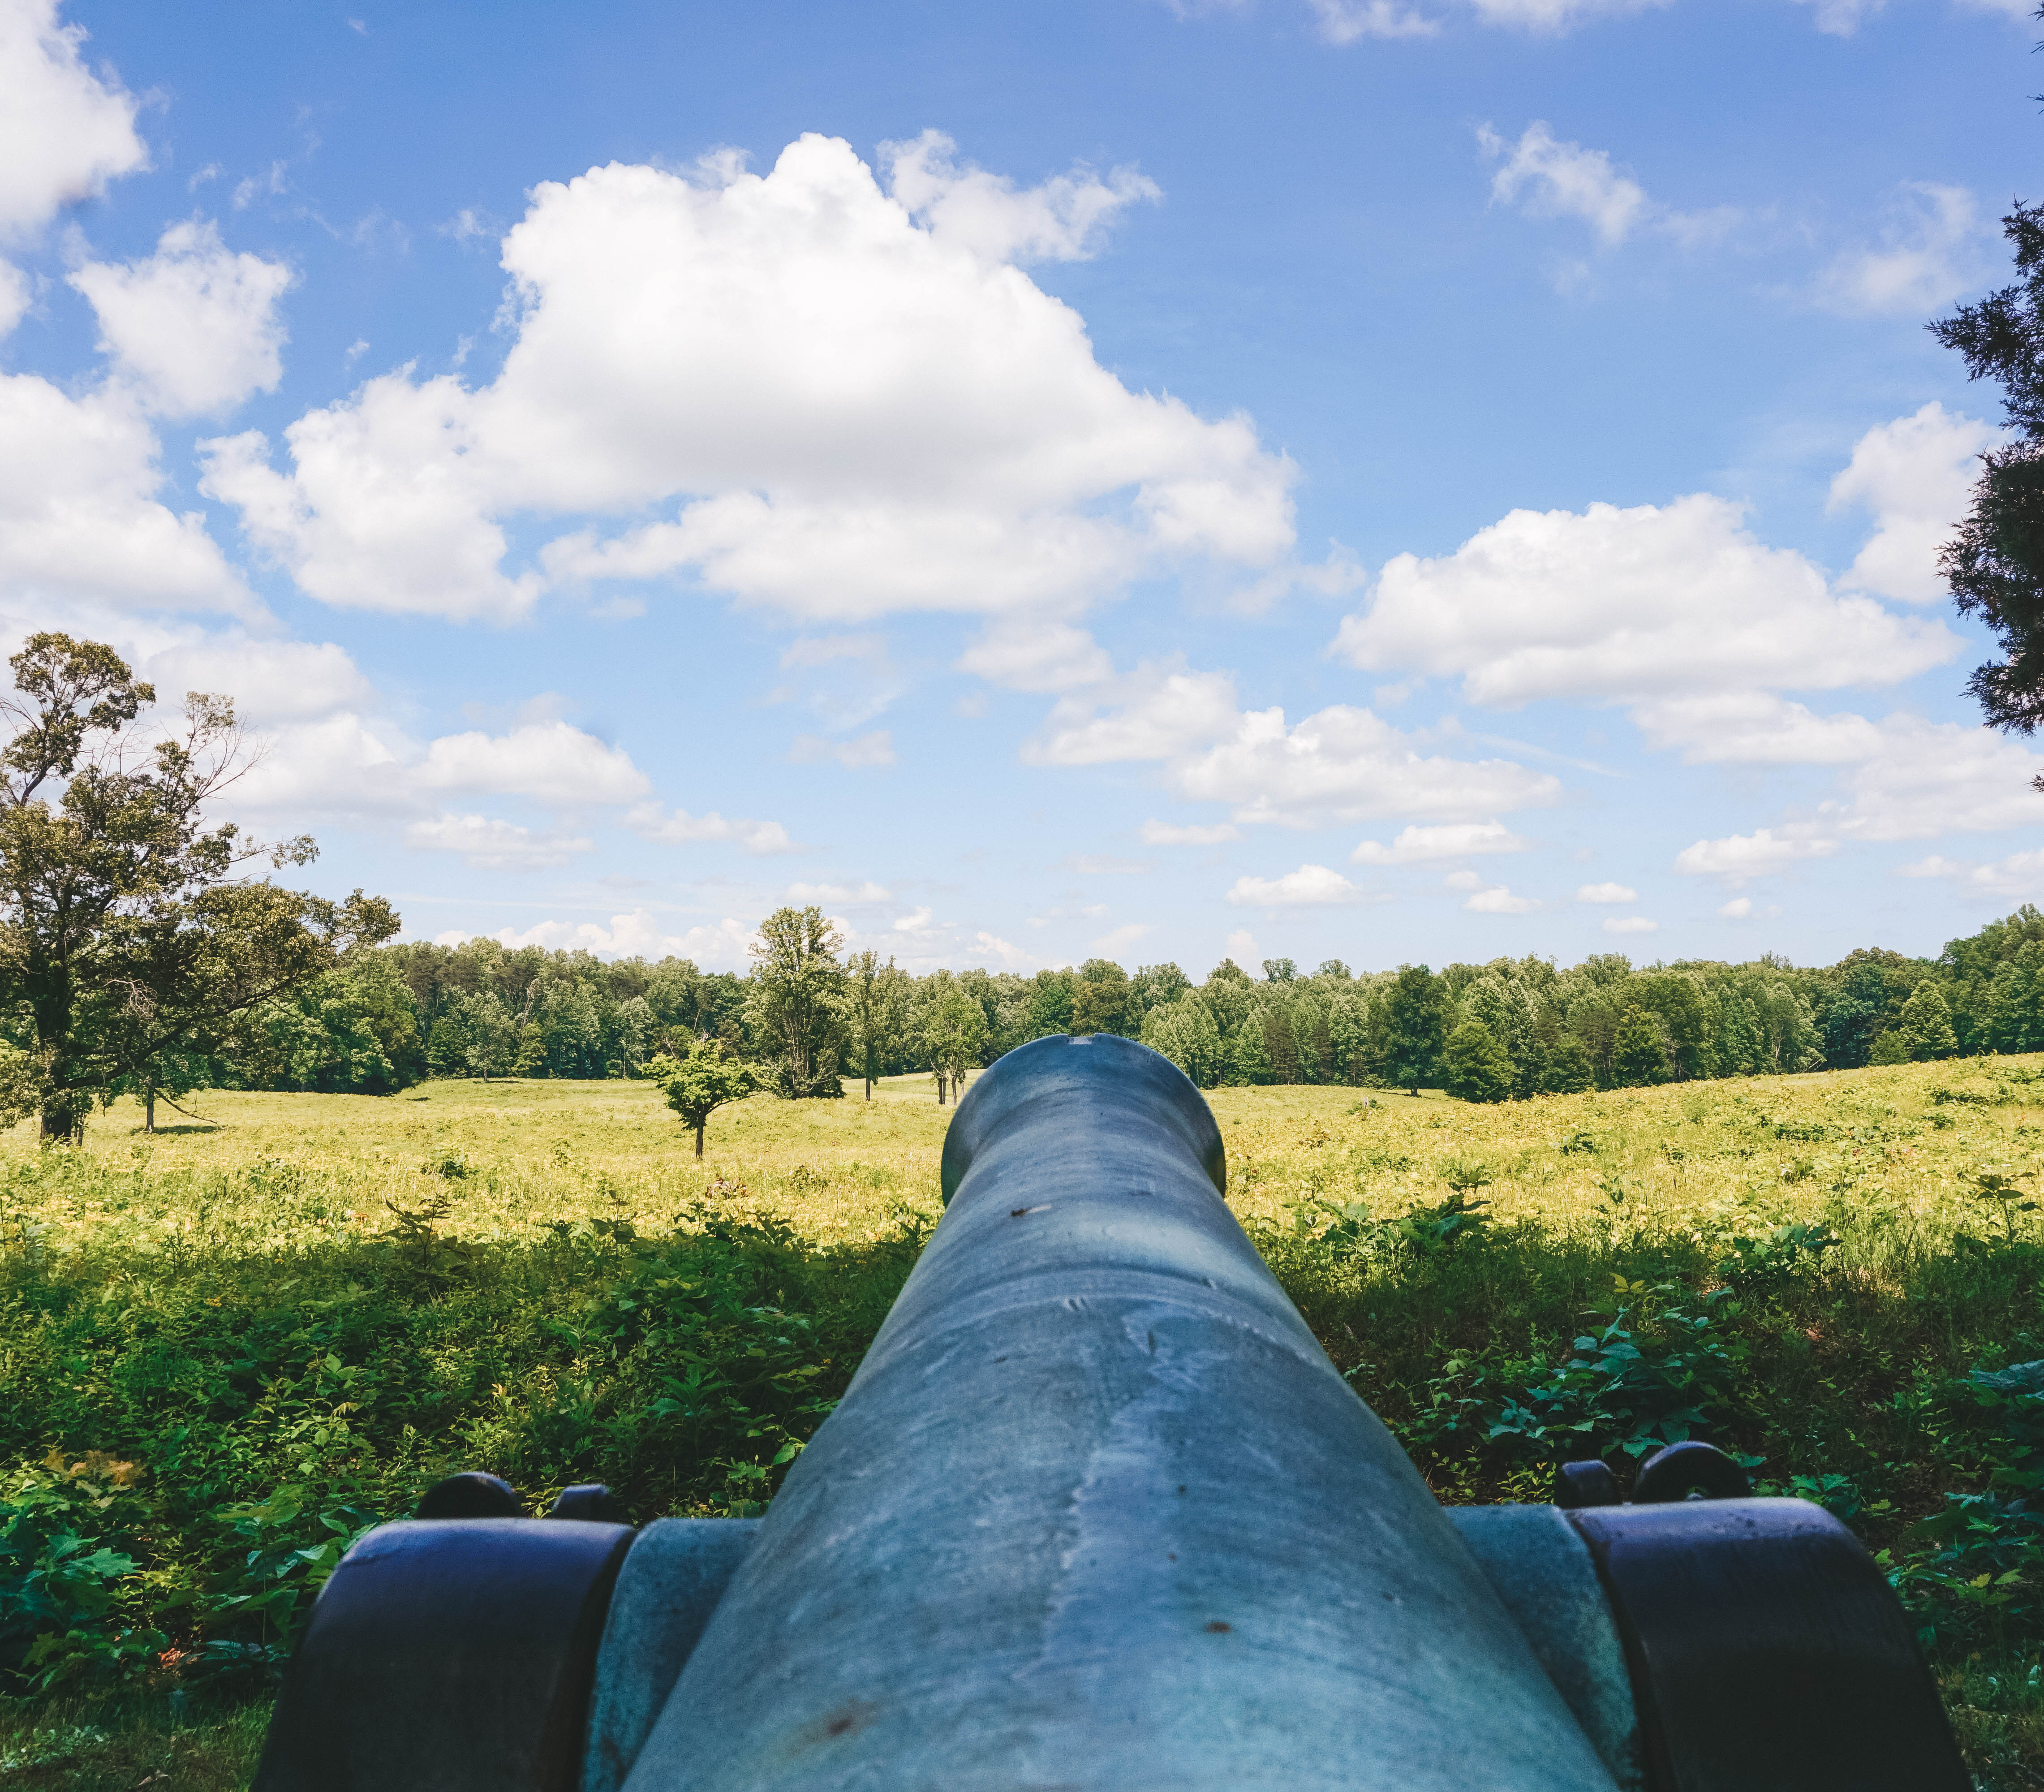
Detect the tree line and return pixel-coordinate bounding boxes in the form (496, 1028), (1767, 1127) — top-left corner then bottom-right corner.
(151, 901), (2044, 1109)
(12, 632), (2044, 1142)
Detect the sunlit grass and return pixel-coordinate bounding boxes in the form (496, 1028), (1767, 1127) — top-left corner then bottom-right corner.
(11, 1055), (2038, 1262)
(6, 1053), (2043, 1790)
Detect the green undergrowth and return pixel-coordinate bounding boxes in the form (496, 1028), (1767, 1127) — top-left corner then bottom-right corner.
(4, 1122), (2044, 1787)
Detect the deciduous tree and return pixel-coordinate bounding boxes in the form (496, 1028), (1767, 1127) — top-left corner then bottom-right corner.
(918, 974), (987, 1103)
(1611, 1006), (1671, 1087)
(645, 1041), (758, 1157)
(845, 949), (911, 1100)
(0, 634), (396, 1142)
(1442, 1020), (1514, 1103)
(1541, 1034), (1595, 1094)
(1898, 980), (1959, 1061)
(747, 906), (847, 1098)
(1383, 965), (1446, 1096)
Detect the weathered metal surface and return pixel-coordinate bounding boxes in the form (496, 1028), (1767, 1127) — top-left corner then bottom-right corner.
(251, 1517), (633, 1792)
(1568, 1497), (1968, 1792)
(581, 1520), (758, 1792)
(1627, 1442), (1748, 1505)
(620, 1033), (1619, 1792)
(1449, 1505), (1644, 1792)
(416, 1469), (522, 1518)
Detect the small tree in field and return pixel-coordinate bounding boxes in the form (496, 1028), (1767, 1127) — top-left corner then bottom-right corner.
(917, 976), (987, 1104)
(845, 949), (910, 1100)
(645, 1041), (757, 1158)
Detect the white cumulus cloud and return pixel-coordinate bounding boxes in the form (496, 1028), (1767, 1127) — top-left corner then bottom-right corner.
(1334, 492), (1954, 707)
(956, 620), (1115, 692)
(1177, 703), (1561, 827)
(1670, 714), (2044, 882)
(1480, 122), (1649, 246)
(1465, 884), (1536, 913)
(0, 380), (257, 617)
(0, 0), (145, 241)
(1830, 402), (1997, 604)
(406, 811), (592, 869)
(1226, 863), (1381, 906)
(474, 911), (757, 969)
(1351, 821), (1530, 862)
(881, 130), (1161, 264)
(1305, 0), (1440, 39)
(1817, 184), (1986, 316)
(1030, 664), (1559, 829)
(417, 719), (651, 808)
(202, 135), (1295, 627)
(627, 802), (796, 856)
(1465, 0), (1668, 25)
(1576, 881), (1637, 903)
(71, 220), (293, 417)
(1603, 914), (1658, 934)
(1632, 694), (1886, 765)
(1674, 828), (1837, 881)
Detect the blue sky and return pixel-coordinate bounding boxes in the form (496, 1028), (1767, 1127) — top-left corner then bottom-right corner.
(5, 0), (2041, 975)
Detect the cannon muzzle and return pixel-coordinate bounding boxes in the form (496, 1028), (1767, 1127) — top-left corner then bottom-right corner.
(252, 1034), (1966, 1792)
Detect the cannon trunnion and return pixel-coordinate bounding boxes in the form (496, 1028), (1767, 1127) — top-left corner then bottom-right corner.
(252, 1034), (1966, 1792)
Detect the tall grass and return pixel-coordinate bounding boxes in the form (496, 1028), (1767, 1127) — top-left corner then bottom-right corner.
(4, 1059), (2042, 1788)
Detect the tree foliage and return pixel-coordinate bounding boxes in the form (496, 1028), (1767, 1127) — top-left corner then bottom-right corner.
(1384, 965), (1446, 1095)
(845, 951), (912, 1100)
(644, 1041), (759, 1156)
(1612, 1006), (1672, 1087)
(0, 635), (396, 1141)
(1442, 1020), (1514, 1103)
(746, 907), (846, 1099)
(1932, 201), (2044, 758)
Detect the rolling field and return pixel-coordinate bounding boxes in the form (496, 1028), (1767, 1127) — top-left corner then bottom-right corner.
(4, 1056), (2043, 1787)
(10, 1051), (2035, 1248)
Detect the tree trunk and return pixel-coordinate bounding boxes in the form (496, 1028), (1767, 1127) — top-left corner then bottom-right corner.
(694, 1121), (706, 1159)
(936, 1073), (947, 1105)
(143, 1088), (156, 1134)
(864, 1077), (873, 1101)
(39, 1088), (84, 1145)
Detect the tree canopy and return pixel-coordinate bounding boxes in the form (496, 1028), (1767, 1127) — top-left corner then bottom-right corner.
(1932, 201), (2044, 758)
(0, 634), (396, 1141)
(645, 1040), (758, 1156)
(746, 906), (847, 1098)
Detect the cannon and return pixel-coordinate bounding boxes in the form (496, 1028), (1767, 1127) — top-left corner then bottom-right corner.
(252, 1034), (1967, 1792)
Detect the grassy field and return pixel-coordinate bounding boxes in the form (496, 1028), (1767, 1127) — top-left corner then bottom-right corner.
(15, 1049), (2034, 1244)
(4, 1057), (2044, 1786)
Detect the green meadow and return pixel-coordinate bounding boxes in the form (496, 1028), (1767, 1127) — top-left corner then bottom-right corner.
(5, 1059), (2044, 1787)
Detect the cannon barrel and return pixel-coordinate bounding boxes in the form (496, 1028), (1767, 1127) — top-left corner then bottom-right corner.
(253, 1033), (1967, 1792)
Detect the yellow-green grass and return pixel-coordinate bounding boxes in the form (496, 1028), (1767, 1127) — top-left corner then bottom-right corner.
(6, 1055), (2043, 1791)
(9, 1054), (2039, 1258)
